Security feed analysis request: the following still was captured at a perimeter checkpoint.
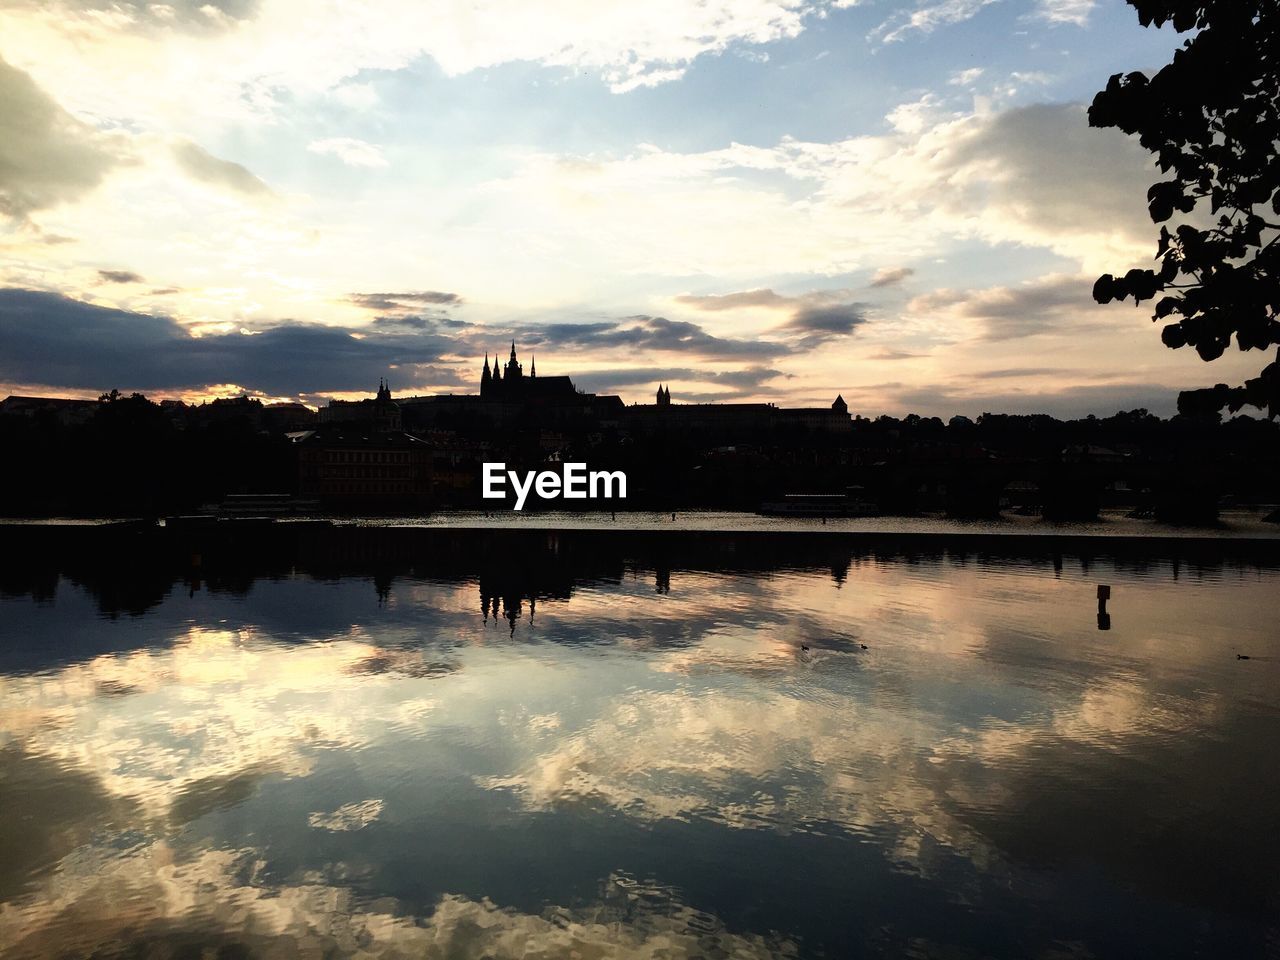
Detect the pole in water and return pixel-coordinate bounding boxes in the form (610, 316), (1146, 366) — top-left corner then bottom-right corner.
(1096, 584), (1111, 631)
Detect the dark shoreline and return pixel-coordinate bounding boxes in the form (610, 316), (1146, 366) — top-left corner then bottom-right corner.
(4, 515), (1280, 564)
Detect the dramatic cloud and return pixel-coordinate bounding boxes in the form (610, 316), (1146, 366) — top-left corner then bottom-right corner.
(784, 302), (868, 344)
(0, 1), (1194, 414)
(307, 137), (388, 169)
(0, 289), (794, 398)
(906, 273), (1104, 341)
(0, 57), (120, 218)
(0, 288), (455, 395)
(171, 140), (271, 197)
(676, 287), (866, 346)
(869, 266), (914, 288)
(479, 101), (1156, 284)
(96, 269), (144, 284)
(369, 314), (471, 332)
(3, 0), (858, 119)
(933, 104), (1155, 255)
(524, 316), (787, 360)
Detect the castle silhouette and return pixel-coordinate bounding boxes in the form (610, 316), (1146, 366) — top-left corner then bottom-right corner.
(481, 342), (578, 402)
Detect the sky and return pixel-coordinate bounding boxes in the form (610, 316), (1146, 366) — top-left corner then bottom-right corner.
(0, 0), (1259, 415)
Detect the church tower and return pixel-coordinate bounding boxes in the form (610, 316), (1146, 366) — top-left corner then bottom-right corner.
(504, 340), (523, 382)
(481, 354), (492, 397)
(657, 384), (671, 407)
(832, 393), (848, 415)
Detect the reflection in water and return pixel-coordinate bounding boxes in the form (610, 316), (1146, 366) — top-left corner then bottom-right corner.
(1, 527), (1278, 958)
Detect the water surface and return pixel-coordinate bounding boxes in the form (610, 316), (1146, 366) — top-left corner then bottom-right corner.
(1, 530), (1277, 958)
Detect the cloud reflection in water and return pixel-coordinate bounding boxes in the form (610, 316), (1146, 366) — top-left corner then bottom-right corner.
(1, 543), (1278, 957)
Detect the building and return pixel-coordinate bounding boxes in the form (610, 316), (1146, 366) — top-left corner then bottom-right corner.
(773, 394), (854, 434)
(293, 429), (431, 506)
(482, 341), (578, 402)
(318, 379), (402, 433)
(400, 344), (624, 431)
(262, 402), (317, 433)
(318, 347), (848, 444)
(627, 389), (852, 439)
(0, 395), (98, 426)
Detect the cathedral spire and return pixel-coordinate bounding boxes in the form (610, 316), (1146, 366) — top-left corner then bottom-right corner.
(510, 339), (517, 362)
(531, 353), (536, 378)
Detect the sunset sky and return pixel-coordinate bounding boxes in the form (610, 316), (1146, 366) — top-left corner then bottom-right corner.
(0, 0), (1259, 414)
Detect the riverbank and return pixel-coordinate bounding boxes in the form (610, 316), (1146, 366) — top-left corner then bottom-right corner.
(9, 507), (1279, 539)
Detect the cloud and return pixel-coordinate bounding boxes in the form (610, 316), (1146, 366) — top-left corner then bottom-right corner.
(867, 349), (927, 361)
(869, 266), (914, 288)
(477, 101), (1156, 285)
(932, 104), (1155, 255)
(349, 291), (464, 311)
(1036, 0), (1094, 26)
(574, 365), (784, 397)
(307, 137), (388, 169)
(369, 314), (471, 332)
(0, 286), (836, 401)
(0, 288), (456, 395)
(885, 93), (951, 135)
(0, 289), (793, 398)
(525, 315), (788, 360)
(672, 289), (793, 311)
(948, 68), (984, 86)
(906, 273), (1104, 341)
(784, 302), (868, 342)
(675, 287), (866, 346)
(18, 0), (262, 31)
(872, 0), (999, 44)
(963, 366), (1069, 379)
(171, 140), (271, 197)
(0, 56), (121, 218)
(96, 269), (145, 284)
(7, 0), (856, 124)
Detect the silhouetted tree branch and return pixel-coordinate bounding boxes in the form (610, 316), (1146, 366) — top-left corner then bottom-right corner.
(1089, 0), (1279, 418)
